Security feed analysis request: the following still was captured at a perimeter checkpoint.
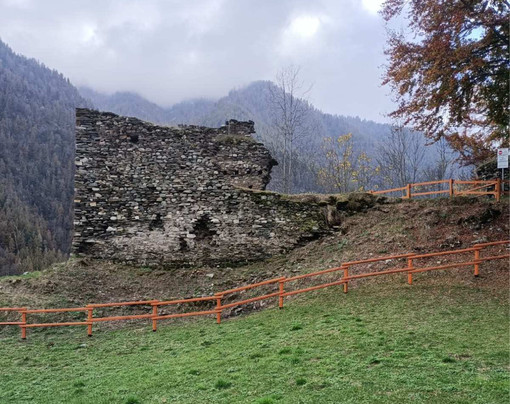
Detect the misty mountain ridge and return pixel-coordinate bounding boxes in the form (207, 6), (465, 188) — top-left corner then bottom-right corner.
(80, 81), (450, 193)
(79, 81), (393, 146)
(79, 81), (400, 191)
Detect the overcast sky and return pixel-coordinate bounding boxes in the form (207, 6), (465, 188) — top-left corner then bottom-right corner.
(0, 0), (394, 122)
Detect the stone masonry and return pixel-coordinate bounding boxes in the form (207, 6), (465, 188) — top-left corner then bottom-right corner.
(73, 108), (341, 267)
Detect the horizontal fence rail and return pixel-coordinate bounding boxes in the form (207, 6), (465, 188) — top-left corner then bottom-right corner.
(1, 240), (508, 340)
(370, 178), (509, 202)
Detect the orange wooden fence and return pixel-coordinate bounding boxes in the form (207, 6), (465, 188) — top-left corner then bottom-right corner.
(1, 240), (508, 340)
(370, 178), (509, 202)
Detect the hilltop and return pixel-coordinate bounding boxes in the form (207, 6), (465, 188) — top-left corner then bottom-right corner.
(0, 38), (463, 276)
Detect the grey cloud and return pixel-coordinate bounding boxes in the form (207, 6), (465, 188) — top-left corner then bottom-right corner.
(0, 0), (392, 121)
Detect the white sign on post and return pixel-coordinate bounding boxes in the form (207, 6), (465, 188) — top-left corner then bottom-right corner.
(497, 148), (508, 169)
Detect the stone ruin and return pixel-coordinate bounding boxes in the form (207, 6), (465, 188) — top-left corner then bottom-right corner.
(73, 108), (347, 267)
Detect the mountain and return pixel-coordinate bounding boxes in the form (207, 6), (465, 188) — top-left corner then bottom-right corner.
(78, 87), (170, 124)
(81, 82), (465, 193)
(3, 38), (395, 275)
(80, 81), (401, 192)
(80, 81), (393, 144)
(80, 86), (217, 126)
(0, 39), (89, 275)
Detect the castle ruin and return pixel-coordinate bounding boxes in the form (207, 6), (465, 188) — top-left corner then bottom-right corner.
(73, 108), (340, 267)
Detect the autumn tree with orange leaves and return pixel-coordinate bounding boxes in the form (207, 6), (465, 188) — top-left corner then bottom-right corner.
(381, 0), (509, 165)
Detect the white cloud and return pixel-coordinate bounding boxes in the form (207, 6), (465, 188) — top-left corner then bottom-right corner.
(80, 24), (103, 47)
(279, 14), (330, 59)
(1, 0), (32, 9)
(361, 0), (384, 14)
(288, 16), (321, 39)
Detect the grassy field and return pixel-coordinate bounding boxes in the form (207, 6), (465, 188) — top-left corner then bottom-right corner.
(0, 277), (508, 404)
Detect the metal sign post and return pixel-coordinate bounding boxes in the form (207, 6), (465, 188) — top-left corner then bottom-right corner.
(497, 148), (508, 194)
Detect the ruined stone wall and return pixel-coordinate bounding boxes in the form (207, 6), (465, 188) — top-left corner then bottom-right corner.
(73, 108), (335, 267)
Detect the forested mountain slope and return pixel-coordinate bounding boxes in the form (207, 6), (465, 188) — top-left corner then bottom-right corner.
(79, 86), (216, 126)
(0, 40), (89, 274)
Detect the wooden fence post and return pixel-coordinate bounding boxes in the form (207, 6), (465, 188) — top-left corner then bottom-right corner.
(495, 178), (501, 202)
(152, 301), (158, 332)
(474, 248), (481, 277)
(407, 257), (414, 285)
(449, 179), (454, 198)
(343, 266), (349, 293)
(20, 309), (27, 340)
(278, 279), (285, 309)
(86, 306), (93, 337)
(215, 294), (222, 324)
(406, 184), (412, 199)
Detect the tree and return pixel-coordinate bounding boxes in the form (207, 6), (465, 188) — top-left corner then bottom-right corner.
(354, 151), (380, 191)
(269, 66), (313, 193)
(423, 137), (457, 183)
(376, 125), (426, 188)
(318, 134), (379, 193)
(381, 0), (509, 165)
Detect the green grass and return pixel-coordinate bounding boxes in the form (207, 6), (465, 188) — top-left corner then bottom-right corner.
(0, 281), (508, 403)
(1, 270), (44, 281)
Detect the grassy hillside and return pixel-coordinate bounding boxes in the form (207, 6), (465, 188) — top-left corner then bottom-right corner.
(0, 280), (508, 404)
